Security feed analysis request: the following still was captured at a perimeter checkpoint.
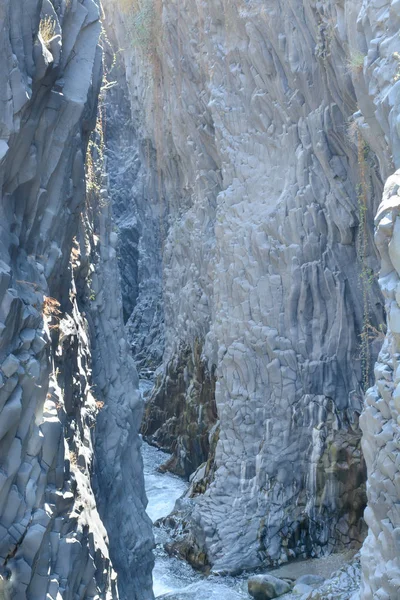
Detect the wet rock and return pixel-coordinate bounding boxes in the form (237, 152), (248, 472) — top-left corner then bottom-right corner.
(143, 341), (217, 478)
(248, 574), (292, 600)
(295, 575), (325, 588)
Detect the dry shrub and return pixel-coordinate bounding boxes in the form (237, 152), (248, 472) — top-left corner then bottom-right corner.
(42, 296), (61, 318)
(347, 50), (365, 75)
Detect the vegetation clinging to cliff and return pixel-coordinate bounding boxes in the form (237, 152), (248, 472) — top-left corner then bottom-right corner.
(119, 0), (157, 56)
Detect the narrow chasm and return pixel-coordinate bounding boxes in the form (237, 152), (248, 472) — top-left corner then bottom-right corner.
(100, 0), (400, 599)
(1, 1), (400, 600)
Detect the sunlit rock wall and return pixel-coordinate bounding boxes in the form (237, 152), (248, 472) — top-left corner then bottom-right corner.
(106, 0), (400, 584)
(360, 176), (400, 600)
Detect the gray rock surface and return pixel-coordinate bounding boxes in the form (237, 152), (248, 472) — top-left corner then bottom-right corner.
(103, 0), (387, 575)
(103, 0), (400, 596)
(360, 171), (400, 599)
(0, 0), (153, 598)
(248, 574), (292, 599)
(103, 19), (165, 376)
(295, 576), (325, 588)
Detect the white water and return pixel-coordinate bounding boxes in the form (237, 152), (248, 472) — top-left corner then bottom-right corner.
(142, 442), (249, 599)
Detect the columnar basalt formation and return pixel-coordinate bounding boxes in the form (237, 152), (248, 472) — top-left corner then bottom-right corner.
(0, 1), (153, 598)
(360, 172), (400, 600)
(2, 0), (400, 597)
(103, 0), (400, 586)
(143, 341), (217, 478)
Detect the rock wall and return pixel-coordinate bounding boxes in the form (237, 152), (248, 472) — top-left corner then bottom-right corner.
(105, 0), (386, 574)
(360, 172), (400, 600)
(104, 0), (400, 594)
(142, 340), (217, 478)
(0, 1), (153, 598)
(102, 17), (165, 378)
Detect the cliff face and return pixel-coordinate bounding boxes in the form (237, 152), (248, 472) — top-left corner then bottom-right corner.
(0, 1), (153, 598)
(360, 173), (400, 599)
(103, 0), (400, 586)
(2, 0), (398, 597)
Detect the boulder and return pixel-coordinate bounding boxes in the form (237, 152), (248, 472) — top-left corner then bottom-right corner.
(248, 574), (292, 599)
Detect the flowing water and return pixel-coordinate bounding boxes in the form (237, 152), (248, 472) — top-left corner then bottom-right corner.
(142, 441), (250, 599)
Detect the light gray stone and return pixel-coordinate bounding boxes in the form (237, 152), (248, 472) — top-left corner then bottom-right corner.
(295, 575), (325, 588)
(102, 0), (385, 575)
(1, 355), (20, 378)
(0, 0), (153, 598)
(248, 574), (291, 599)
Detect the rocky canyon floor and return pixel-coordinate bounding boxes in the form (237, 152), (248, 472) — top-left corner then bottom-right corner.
(142, 437), (362, 600)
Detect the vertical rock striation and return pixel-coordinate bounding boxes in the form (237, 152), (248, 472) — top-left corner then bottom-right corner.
(360, 172), (400, 600)
(104, 0), (388, 575)
(0, 0), (153, 597)
(104, 0), (400, 587)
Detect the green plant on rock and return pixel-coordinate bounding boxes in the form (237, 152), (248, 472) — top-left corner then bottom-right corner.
(347, 50), (365, 75)
(120, 0), (160, 58)
(85, 98), (105, 210)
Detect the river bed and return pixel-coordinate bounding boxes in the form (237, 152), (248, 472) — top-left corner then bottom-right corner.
(142, 442), (250, 599)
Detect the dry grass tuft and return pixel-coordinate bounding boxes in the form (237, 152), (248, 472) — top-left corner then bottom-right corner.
(42, 296), (61, 318)
(39, 15), (56, 46)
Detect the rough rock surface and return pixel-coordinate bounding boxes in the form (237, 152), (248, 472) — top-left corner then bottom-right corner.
(0, 1), (153, 598)
(104, 0), (391, 575)
(101, 0), (400, 596)
(103, 19), (165, 376)
(248, 573), (291, 599)
(142, 341), (217, 478)
(360, 171), (400, 600)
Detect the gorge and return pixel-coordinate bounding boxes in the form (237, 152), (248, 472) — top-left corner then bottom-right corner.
(0, 0), (400, 599)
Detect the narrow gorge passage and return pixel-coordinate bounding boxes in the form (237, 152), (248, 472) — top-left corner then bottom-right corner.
(142, 442), (249, 599)
(1, 1), (400, 600)
(102, 0), (400, 597)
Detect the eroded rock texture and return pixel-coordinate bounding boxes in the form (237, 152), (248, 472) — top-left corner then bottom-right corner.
(0, 1), (153, 598)
(103, 22), (165, 377)
(103, 0), (395, 576)
(143, 340), (217, 478)
(360, 172), (400, 600)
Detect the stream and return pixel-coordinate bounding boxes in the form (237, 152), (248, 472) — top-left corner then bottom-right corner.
(142, 442), (250, 599)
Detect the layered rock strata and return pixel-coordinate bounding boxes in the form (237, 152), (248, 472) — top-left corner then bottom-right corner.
(0, 1), (153, 598)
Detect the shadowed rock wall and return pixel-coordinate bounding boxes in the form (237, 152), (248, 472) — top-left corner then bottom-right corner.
(0, 1), (153, 598)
